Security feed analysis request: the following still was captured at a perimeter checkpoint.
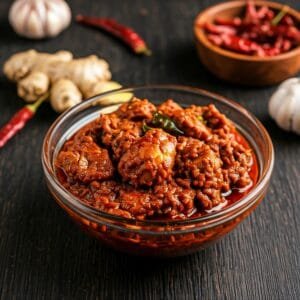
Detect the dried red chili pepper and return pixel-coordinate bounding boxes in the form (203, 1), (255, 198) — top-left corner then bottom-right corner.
(256, 6), (269, 19)
(207, 34), (223, 46)
(222, 35), (263, 55)
(273, 25), (300, 42)
(0, 94), (48, 148)
(215, 17), (242, 27)
(204, 23), (237, 35)
(282, 39), (292, 51)
(281, 15), (294, 26)
(244, 0), (258, 23)
(76, 15), (151, 55)
(203, 1), (299, 57)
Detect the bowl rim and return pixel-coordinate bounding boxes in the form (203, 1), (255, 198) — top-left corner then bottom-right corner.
(42, 84), (274, 230)
(194, 0), (300, 62)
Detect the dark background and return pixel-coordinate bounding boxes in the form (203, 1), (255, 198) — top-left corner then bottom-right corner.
(0, 0), (299, 299)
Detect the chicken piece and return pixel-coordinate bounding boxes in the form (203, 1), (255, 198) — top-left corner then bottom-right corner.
(56, 136), (114, 183)
(206, 128), (253, 189)
(158, 99), (183, 117)
(118, 188), (163, 220)
(90, 180), (119, 202)
(72, 120), (102, 143)
(175, 106), (210, 140)
(111, 130), (141, 159)
(89, 180), (121, 211)
(158, 99), (210, 140)
(176, 136), (226, 209)
(104, 182), (195, 220)
(202, 104), (235, 132)
(219, 138), (253, 188)
(118, 129), (177, 187)
(116, 97), (156, 120)
(90, 184), (163, 220)
(99, 113), (141, 153)
(153, 182), (196, 219)
(98, 113), (120, 146)
(176, 137), (222, 182)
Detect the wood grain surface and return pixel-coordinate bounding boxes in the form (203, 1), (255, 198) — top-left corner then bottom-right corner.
(0, 0), (299, 299)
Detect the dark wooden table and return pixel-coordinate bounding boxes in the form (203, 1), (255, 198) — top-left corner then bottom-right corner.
(1, 0), (299, 299)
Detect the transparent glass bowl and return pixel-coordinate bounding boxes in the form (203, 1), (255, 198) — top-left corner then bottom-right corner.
(42, 85), (274, 257)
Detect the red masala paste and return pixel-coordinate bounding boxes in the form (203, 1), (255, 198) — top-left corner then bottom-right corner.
(55, 98), (258, 220)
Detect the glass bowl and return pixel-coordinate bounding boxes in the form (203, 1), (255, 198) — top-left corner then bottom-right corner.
(42, 85), (274, 257)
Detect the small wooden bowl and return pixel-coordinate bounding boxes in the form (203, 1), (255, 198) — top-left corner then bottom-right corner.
(194, 0), (300, 86)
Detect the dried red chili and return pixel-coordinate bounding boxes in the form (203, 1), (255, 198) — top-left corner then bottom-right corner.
(76, 15), (151, 55)
(202, 1), (300, 57)
(0, 94), (48, 148)
(204, 23), (237, 35)
(215, 17), (242, 27)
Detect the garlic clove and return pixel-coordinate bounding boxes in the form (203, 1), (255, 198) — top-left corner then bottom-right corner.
(35, 1), (47, 25)
(46, 11), (64, 37)
(48, 0), (71, 29)
(268, 88), (286, 120)
(26, 10), (45, 39)
(275, 91), (294, 131)
(9, 1), (30, 37)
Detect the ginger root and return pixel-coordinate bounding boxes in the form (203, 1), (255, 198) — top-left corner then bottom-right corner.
(54, 55), (111, 97)
(4, 49), (73, 81)
(3, 49), (113, 112)
(18, 71), (50, 103)
(87, 81), (133, 105)
(50, 79), (82, 113)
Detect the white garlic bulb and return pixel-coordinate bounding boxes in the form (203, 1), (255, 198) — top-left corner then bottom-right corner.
(269, 78), (300, 135)
(9, 0), (71, 39)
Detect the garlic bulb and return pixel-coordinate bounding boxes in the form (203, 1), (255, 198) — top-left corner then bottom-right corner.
(9, 0), (71, 39)
(269, 78), (300, 135)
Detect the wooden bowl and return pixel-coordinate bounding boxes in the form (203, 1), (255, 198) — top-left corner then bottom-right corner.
(194, 0), (300, 86)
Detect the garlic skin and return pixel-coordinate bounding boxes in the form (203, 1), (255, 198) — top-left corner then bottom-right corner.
(9, 0), (71, 39)
(269, 78), (300, 135)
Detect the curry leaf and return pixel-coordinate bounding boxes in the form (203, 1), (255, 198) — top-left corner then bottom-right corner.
(151, 112), (184, 135)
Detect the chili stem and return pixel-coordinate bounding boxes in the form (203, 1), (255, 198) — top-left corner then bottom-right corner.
(271, 6), (289, 26)
(27, 93), (49, 112)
